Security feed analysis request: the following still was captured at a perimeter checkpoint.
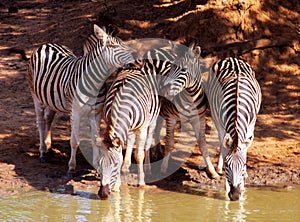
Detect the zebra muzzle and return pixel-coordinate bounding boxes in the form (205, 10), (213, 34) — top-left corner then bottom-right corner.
(98, 184), (111, 200)
(228, 184), (241, 201)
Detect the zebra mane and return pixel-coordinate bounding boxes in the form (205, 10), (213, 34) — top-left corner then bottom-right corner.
(180, 38), (197, 48)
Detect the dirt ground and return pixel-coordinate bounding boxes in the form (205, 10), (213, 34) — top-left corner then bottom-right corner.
(0, 0), (299, 197)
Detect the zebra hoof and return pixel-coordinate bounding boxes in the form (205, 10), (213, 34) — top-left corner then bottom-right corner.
(66, 170), (76, 180)
(40, 156), (47, 163)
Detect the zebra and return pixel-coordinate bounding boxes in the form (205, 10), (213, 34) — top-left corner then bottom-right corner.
(155, 43), (219, 178)
(27, 24), (137, 180)
(163, 46), (262, 201)
(99, 45), (181, 197)
(207, 58), (262, 200)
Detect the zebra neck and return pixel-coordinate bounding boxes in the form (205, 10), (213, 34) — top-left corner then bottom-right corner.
(73, 48), (114, 104)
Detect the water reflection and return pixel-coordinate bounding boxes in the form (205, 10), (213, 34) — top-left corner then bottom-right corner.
(224, 197), (247, 222)
(0, 187), (299, 221)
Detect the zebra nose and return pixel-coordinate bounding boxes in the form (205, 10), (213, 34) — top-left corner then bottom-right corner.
(98, 184), (111, 200)
(228, 184), (241, 201)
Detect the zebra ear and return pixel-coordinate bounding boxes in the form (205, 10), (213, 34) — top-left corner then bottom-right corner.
(193, 46), (201, 58)
(168, 40), (176, 50)
(223, 133), (233, 149)
(169, 41), (183, 57)
(93, 24), (109, 46)
(187, 43), (201, 62)
(190, 45), (201, 61)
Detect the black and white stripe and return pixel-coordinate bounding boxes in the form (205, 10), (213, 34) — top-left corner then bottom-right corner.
(102, 46), (175, 192)
(27, 25), (136, 179)
(103, 69), (162, 189)
(164, 51), (262, 201)
(206, 57), (261, 200)
(160, 44), (219, 177)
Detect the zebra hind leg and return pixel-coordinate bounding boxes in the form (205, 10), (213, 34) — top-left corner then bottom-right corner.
(160, 118), (176, 174)
(192, 118), (220, 179)
(33, 99), (48, 163)
(152, 116), (164, 161)
(67, 110), (81, 179)
(122, 132), (135, 175)
(134, 128), (147, 186)
(44, 107), (56, 157)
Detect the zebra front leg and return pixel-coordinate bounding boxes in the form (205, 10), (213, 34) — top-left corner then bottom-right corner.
(134, 128), (147, 186)
(122, 132), (135, 174)
(217, 152), (224, 175)
(68, 111), (80, 178)
(192, 117), (219, 179)
(160, 118), (176, 174)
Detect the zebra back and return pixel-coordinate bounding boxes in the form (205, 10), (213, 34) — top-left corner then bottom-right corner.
(27, 43), (78, 112)
(205, 57), (262, 150)
(104, 66), (162, 148)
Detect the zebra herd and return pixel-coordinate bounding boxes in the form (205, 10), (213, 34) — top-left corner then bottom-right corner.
(27, 24), (261, 201)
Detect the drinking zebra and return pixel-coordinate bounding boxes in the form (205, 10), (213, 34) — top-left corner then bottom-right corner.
(100, 46), (174, 198)
(163, 45), (262, 201)
(27, 25), (137, 179)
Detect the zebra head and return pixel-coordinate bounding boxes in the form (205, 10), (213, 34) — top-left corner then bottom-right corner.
(97, 144), (122, 200)
(93, 24), (138, 70)
(222, 133), (249, 201)
(162, 42), (202, 100)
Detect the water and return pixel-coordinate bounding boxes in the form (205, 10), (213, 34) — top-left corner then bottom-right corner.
(0, 187), (299, 221)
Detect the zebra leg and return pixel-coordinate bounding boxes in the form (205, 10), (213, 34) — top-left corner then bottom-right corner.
(154, 116), (164, 146)
(44, 107), (56, 151)
(134, 128), (147, 186)
(192, 117), (219, 179)
(217, 152), (224, 175)
(33, 99), (48, 162)
(160, 118), (176, 174)
(68, 111), (80, 176)
(152, 117), (164, 160)
(144, 122), (157, 175)
(90, 109), (102, 169)
(122, 132), (135, 174)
